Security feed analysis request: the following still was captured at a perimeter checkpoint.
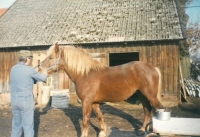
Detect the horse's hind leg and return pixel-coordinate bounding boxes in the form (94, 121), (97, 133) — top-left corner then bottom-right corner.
(92, 103), (106, 137)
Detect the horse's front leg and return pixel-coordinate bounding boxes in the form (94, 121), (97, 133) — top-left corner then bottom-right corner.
(92, 103), (106, 137)
(81, 101), (92, 137)
(138, 93), (152, 131)
(139, 91), (164, 132)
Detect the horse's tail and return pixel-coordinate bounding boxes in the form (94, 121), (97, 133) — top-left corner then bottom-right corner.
(154, 67), (162, 104)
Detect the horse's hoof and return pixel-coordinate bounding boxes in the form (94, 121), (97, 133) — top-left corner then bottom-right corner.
(135, 129), (145, 136)
(80, 134), (88, 137)
(98, 131), (106, 137)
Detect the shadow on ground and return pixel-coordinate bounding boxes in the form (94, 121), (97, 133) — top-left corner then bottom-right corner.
(34, 98), (143, 137)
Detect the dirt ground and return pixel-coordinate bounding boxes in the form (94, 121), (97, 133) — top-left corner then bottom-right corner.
(0, 96), (200, 137)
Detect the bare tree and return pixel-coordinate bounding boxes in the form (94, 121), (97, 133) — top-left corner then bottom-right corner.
(186, 0), (200, 62)
(187, 22), (200, 51)
(185, 1), (200, 80)
(176, 0), (193, 56)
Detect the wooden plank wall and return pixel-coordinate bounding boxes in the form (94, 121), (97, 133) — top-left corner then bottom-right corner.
(0, 41), (180, 98)
(180, 56), (191, 79)
(0, 49), (18, 93)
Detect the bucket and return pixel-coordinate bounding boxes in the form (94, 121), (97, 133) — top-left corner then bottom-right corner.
(156, 109), (171, 121)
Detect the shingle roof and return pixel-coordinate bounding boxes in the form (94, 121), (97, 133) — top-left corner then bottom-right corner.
(0, 0), (184, 48)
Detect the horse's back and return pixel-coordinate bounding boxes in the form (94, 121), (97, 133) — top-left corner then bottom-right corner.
(96, 61), (158, 86)
(109, 61), (157, 78)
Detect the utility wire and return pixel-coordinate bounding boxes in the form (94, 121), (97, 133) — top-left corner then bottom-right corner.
(185, 6), (200, 8)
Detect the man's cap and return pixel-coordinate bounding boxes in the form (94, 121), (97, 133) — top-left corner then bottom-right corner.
(19, 50), (33, 57)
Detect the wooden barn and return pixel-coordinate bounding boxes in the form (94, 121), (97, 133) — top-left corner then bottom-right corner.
(0, 0), (185, 106)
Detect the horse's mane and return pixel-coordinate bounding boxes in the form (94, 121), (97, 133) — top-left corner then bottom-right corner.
(47, 45), (105, 76)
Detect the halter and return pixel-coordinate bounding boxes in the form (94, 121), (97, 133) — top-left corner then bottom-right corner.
(39, 50), (62, 73)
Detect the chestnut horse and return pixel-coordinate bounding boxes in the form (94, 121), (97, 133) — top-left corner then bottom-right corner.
(39, 43), (163, 137)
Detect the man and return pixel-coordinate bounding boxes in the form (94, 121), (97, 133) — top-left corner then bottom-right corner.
(10, 50), (48, 137)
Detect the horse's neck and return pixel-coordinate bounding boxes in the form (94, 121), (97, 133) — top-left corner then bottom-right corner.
(63, 65), (81, 83)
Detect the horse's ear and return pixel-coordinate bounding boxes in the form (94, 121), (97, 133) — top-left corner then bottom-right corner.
(55, 42), (59, 53)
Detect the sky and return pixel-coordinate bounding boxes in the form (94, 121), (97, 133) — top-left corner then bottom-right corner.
(185, 0), (200, 25)
(0, 0), (16, 8)
(0, 0), (199, 25)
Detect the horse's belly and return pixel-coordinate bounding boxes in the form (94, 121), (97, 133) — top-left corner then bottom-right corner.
(96, 88), (136, 102)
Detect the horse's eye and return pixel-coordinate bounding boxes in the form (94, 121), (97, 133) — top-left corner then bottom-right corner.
(49, 56), (53, 59)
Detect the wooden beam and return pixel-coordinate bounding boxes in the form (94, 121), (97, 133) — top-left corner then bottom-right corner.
(179, 60), (187, 99)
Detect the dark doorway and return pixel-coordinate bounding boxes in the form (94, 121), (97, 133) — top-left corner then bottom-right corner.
(109, 52), (140, 104)
(109, 52), (139, 66)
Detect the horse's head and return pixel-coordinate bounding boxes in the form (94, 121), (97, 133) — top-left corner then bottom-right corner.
(38, 43), (65, 75)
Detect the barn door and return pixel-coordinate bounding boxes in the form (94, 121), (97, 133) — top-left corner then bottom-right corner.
(109, 52), (139, 66)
